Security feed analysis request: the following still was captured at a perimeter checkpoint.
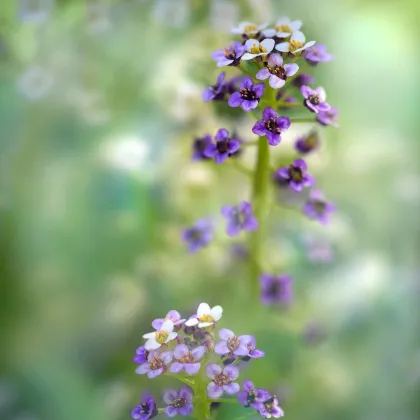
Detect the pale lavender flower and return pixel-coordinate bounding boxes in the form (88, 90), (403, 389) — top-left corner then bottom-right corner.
(131, 394), (158, 420)
(214, 329), (249, 357)
(295, 131), (320, 154)
(303, 189), (335, 225)
(276, 159), (314, 192)
(258, 395), (284, 418)
(293, 73), (314, 88)
(212, 42), (245, 67)
(240, 335), (265, 359)
(241, 38), (275, 61)
(252, 107), (291, 146)
(143, 319), (177, 350)
(133, 346), (148, 364)
(228, 76), (265, 111)
(152, 310), (185, 330)
(182, 219), (213, 253)
(317, 106), (339, 127)
(301, 85), (330, 113)
(237, 380), (270, 409)
(170, 344), (206, 375)
(221, 201), (258, 237)
(163, 386), (194, 417)
(203, 72), (227, 102)
(275, 31), (315, 55)
(263, 17), (302, 39)
(256, 53), (299, 89)
(135, 350), (173, 379)
(206, 364), (240, 398)
(260, 274), (293, 305)
(204, 128), (241, 164)
(305, 45), (333, 65)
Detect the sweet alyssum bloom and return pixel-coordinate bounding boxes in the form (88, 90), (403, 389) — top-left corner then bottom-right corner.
(228, 76), (265, 111)
(295, 131), (320, 154)
(135, 350), (173, 378)
(276, 159), (314, 192)
(206, 364), (240, 398)
(317, 106), (339, 127)
(256, 53), (299, 89)
(152, 310), (185, 330)
(143, 319), (178, 350)
(182, 219), (213, 253)
(260, 274), (293, 305)
(170, 344), (206, 375)
(240, 335), (265, 359)
(292, 73), (314, 88)
(133, 346), (148, 364)
(221, 201), (258, 237)
(252, 107), (291, 146)
(215, 329), (249, 357)
(212, 42), (245, 67)
(204, 128), (241, 164)
(163, 386), (194, 417)
(237, 380), (270, 409)
(263, 17), (302, 39)
(275, 31), (315, 54)
(241, 38), (275, 61)
(301, 85), (330, 113)
(303, 189), (336, 225)
(305, 44), (333, 65)
(185, 302), (223, 328)
(231, 21), (268, 37)
(203, 72), (227, 102)
(192, 134), (212, 161)
(259, 395), (285, 418)
(131, 394), (158, 420)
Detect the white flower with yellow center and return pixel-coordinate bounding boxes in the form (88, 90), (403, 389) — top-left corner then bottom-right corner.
(231, 21), (268, 37)
(241, 38), (275, 61)
(143, 319), (177, 350)
(275, 31), (315, 54)
(185, 303), (223, 328)
(263, 17), (302, 39)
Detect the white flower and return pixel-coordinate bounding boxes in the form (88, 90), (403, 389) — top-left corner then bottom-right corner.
(263, 17), (302, 39)
(275, 31), (315, 54)
(241, 38), (275, 61)
(231, 21), (268, 36)
(143, 319), (177, 350)
(185, 303), (223, 328)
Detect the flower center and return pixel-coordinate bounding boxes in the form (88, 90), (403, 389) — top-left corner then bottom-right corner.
(172, 398), (187, 408)
(267, 280), (281, 297)
(149, 355), (164, 370)
(313, 200), (326, 214)
(179, 351), (196, 364)
(308, 94), (320, 105)
(214, 372), (231, 386)
(289, 165), (303, 182)
(227, 336), (240, 352)
(264, 118), (280, 133)
(240, 88), (257, 100)
(244, 24), (258, 33)
(198, 313), (214, 323)
(267, 65), (287, 80)
(224, 47), (236, 60)
(189, 228), (203, 242)
(156, 330), (169, 344)
(289, 40), (304, 52)
(216, 140), (229, 154)
(249, 43), (267, 54)
(263, 396), (276, 413)
(140, 403), (150, 414)
(247, 390), (256, 404)
(275, 24), (292, 33)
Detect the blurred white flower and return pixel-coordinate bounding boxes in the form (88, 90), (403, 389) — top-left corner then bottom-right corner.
(210, 0), (238, 32)
(17, 66), (53, 101)
(153, 0), (190, 28)
(18, 0), (53, 24)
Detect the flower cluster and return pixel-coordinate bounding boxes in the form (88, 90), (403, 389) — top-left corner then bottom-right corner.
(131, 304), (282, 419)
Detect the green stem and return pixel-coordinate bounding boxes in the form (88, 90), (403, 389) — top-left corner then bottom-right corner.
(166, 374), (195, 386)
(208, 398), (238, 403)
(289, 116), (316, 123)
(277, 102), (304, 108)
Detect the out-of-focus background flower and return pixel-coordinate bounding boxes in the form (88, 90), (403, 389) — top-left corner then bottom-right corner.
(1, 0), (419, 419)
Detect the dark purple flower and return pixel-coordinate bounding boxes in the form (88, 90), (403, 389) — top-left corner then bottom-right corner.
(292, 73), (314, 88)
(206, 364), (240, 398)
(225, 76), (241, 95)
(252, 107), (291, 146)
(133, 346), (149, 365)
(301, 85), (330, 114)
(212, 42), (246, 67)
(260, 274), (293, 305)
(221, 201), (258, 237)
(295, 131), (320, 154)
(214, 328), (249, 357)
(152, 310), (185, 330)
(170, 344), (206, 375)
(135, 350), (173, 379)
(203, 72), (227, 102)
(255, 53), (299, 89)
(305, 45), (333, 66)
(303, 189), (335, 225)
(240, 335), (265, 359)
(317, 106), (339, 128)
(192, 134), (212, 161)
(237, 380), (270, 409)
(258, 395), (284, 418)
(204, 128), (241, 164)
(276, 159), (314, 192)
(163, 386), (194, 417)
(228, 76), (265, 112)
(131, 394), (158, 420)
(182, 219), (213, 253)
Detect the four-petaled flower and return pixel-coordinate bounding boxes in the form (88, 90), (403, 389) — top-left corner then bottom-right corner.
(317, 106), (339, 127)
(133, 346), (149, 365)
(263, 17), (302, 39)
(212, 42), (245, 67)
(215, 328), (249, 357)
(131, 394), (158, 420)
(241, 38), (275, 61)
(170, 344), (206, 375)
(303, 189), (335, 225)
(192, 134), (212, 161)
(276, 159), (314, 192)
(237, 380), (271, 409)
(301, 85), (330, 113)
(292, 73), (314, 88)
(256, 53), (299, 89)
(135, 350), (173, 379)
(258, 395), (284, 418)
(185, 302), (223, 328)
(221, 201), (258, 237)
(182, 219), (213, 253)
(206, 364), (240, 398)
(252, 107), (291, 146)
(231, 21), (268, 37)
(305, 45), (333, 66)
(228, 76), (265, 111)
(163, 386), (194, 417)
(204, 128), (241, 164)
(152, 310), (185, 331)
(240, 335), (265, 359)
(295, 131), (320, 154)
(203, 72), (227, 102)
(275, 31), (315, 54)
(143, 319), (178, 351)
(260, 274), (293, 305)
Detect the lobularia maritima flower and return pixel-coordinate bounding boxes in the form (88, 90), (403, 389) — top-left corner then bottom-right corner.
(182, 219), (213, 253)
(252, 107), (291, 146)
(212, 42), (245, 67)
(305, 45), (333, 66)
(295, 131), (320, 154)
(228, 76), (265, 111)
(131, 394), (158, 420)
(292, 73), (314, 88)
(301, 85), (330, 114)
(256, 53), (299, 89)
(221, 201), (259, 237)
(237, 380), (270, 409)
(242, 38), (275, 61)
(263, 17), (302, 39)
(276, 159), (314, 192)
(143, 319), (178, 350)
(152, 310), (185, 330)
(203, 72), (227, 102)
(317, 106), (339, 127)
(185, 302), (223, 328)
(275, 31), (315, 54)
(204, 128), (241, 164)
(191, 134), (212, 161)
(214, 328), (249, 357)
(163, 386), (194, 417)
(260, 274), (293, 305)
(170, 344), (206, 375)
(303, 189), (336, 225)
(206, 364), (240, 397)
(231, 21), (268, 39)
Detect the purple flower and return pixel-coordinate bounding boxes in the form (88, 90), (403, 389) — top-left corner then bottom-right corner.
(301, 85), (330, 114)
(214, 329), (249, 357)
(221, 201), (258, 237)
(295, 131), (320, 154)
(303, 189), (335, 225)
(292, 73), (314, 88)
(192, 134), (212, 161)
(170, 344), (206, 375)
(305, 45), (333, 66)
(135, 350), (173, 379)
(203, 72), (227, 102)
(258, 395), (284, 418)
(206, 364), (240, 398)
(204, 128), (241, 164)
(212, 42), (245, 67)
(260, 274), (293, 305)
(240, 335), (265, 359)
(152, 310), (186, 330)
(252, 107), (291, 146)
(276, 159), (314, 192)
(163, 386), (194, 417)
(317, 106), (339, 128)
(237, 380), (270, 409)
(131, 395), (158, 420)
(133, 346), (148, 365)
(228, 76), (265, 112)
(182, 219), (213, 253)
(256, 54), (299, 89)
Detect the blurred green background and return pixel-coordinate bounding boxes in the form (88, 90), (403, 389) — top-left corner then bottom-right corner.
(1, 0), (419, 419)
